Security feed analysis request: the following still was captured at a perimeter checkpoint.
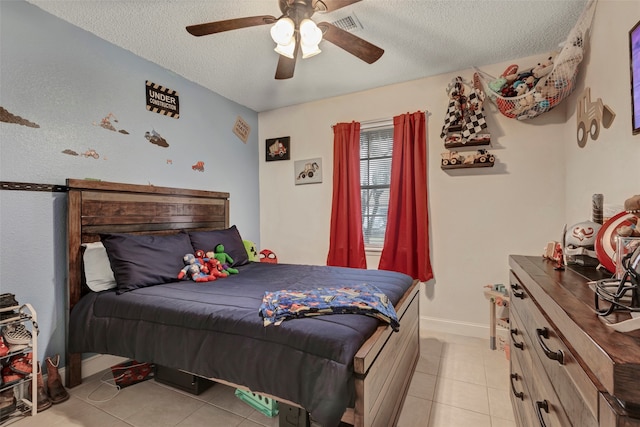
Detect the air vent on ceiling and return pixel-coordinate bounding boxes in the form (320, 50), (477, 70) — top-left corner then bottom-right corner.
(330, 13), (363, 32)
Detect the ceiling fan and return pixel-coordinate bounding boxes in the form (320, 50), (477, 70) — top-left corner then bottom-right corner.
(186, 0), (384, 80)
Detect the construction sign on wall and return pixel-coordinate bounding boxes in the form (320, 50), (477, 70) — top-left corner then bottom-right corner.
(145, 80), (179, 119)
(233, 116), (251, 143)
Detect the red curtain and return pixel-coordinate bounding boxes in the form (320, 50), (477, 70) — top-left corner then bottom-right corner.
(327, 122), (367, 269)
(378, 112), (433, 281)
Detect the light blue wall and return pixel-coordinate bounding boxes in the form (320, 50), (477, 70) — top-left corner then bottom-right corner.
(0, 1), (260, 364)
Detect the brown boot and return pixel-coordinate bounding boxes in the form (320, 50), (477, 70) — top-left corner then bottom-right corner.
(28, 362), (52, 412)
(45, 354), (69, 404)
(0, 390), (16, 421)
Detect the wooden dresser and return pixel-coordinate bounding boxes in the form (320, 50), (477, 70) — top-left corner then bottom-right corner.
(509, 255), (640, 427)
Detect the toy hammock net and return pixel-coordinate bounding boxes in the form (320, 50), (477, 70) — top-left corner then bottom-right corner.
(475, 0), (597, 120)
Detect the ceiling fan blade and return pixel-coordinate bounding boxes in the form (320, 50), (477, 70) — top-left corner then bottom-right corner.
(275, 39), (299, 80)
(275, 55), (296, 80)
(186, 15), (276, 37)
(317, 22), (383, 64)
(314, 0), (362, 13)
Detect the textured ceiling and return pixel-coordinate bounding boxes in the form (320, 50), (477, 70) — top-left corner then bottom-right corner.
(26, 0), (589, 112)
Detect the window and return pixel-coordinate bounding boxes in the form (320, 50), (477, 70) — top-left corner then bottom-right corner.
(360, 124), (393, 250)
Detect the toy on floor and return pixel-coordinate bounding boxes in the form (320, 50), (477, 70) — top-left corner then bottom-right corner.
(483, 284), (509, 351)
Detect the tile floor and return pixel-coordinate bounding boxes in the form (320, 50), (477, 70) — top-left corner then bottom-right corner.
(4, 330), (515, 427)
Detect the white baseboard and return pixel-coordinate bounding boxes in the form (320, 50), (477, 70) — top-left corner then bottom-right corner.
(420, 315), (504, 339)
(58, 354), (128, 383)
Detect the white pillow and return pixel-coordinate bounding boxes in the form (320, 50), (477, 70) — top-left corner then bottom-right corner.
(82, 242), (117, 292)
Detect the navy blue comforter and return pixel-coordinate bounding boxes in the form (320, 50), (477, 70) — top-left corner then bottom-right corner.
(69, 262), (414, 426)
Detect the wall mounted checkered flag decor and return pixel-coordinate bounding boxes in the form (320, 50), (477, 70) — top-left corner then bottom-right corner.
(460, 90), (487, 139)
(440, 75), (487, 140)
(439, 74), (496, 170)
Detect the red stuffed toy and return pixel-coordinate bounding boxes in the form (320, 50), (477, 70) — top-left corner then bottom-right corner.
(194, 249), (210, 274)
(260, 249), (278, 264)
(204, 250), (229, 278)
(178, 253), (217, 282)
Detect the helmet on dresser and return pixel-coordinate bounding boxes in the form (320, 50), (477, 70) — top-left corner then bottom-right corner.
(564, 220), (602, 266)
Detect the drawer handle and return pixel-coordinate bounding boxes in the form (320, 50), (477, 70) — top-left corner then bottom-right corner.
(510, 283), (525, 299)
(510, 328), (524, 350)
(536, 327), (564, 365)
(510, 373), (524, 400)
(536, 400), (549, 427)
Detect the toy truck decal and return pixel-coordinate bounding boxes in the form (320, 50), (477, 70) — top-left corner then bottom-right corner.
(576, 87), (615, 147)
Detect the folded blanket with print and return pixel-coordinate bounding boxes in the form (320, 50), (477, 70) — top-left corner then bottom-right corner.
(259, 283), (400, 331)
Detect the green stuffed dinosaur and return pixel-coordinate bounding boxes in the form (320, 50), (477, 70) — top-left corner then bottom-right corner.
(213, 244), (239, 274)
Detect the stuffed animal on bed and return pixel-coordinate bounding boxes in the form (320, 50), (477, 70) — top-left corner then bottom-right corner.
(194, 249), (210, 274)
(178, 253), (217, 282)
(212, 244), (239, 274)
(243, 240), (259, 262)
(203, 251), (229, 278)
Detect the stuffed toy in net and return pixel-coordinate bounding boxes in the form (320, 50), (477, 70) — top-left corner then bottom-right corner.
(475, 0), (597, 121)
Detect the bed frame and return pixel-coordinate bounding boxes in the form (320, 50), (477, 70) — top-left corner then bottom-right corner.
(65, 179), (420, 427)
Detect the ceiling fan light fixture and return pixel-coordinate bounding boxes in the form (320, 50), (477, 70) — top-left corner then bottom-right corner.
(270, 17), (295, 45)
(299, 19), (322, 44)
(299, 18), (322, 59)
(274, 40), (296, 58)
(301, 43), (321, 59)
(186, 0), (384, 79)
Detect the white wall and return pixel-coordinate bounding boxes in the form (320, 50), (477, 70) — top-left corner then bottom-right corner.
(564, 0), (640, 222)
(258, 0), (640, 336)
(259, 62), (568, 335)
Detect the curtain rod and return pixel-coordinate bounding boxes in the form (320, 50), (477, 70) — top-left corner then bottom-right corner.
(361, 117), (393, 127)
(331, 110), (430, 129)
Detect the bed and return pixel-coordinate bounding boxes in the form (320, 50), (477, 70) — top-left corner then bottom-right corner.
(65, 179), (420, 427)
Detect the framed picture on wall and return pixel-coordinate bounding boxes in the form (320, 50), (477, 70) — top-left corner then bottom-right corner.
(265, 136), (290, 161)
(294, 158), (322, 185)
(630, 19), (640, 135)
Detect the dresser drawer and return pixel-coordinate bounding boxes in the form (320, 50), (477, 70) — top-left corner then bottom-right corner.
(509, 255), (640, 427)
(510, 256), (640, 409)
(510, 330), (534, 427)
(510, 271), (598, 427)
(511, 308), (572, 426)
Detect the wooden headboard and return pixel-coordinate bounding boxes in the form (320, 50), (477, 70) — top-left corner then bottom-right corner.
(66, 179), (230, 309)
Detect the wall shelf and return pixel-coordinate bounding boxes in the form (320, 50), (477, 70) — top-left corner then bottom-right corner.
(441, 161), (495, 170)
(444, 138), (491, 149)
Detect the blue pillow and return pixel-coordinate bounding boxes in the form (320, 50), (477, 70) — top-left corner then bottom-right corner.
(101, 232), (193, 293)
(188, 225), (249, 267)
